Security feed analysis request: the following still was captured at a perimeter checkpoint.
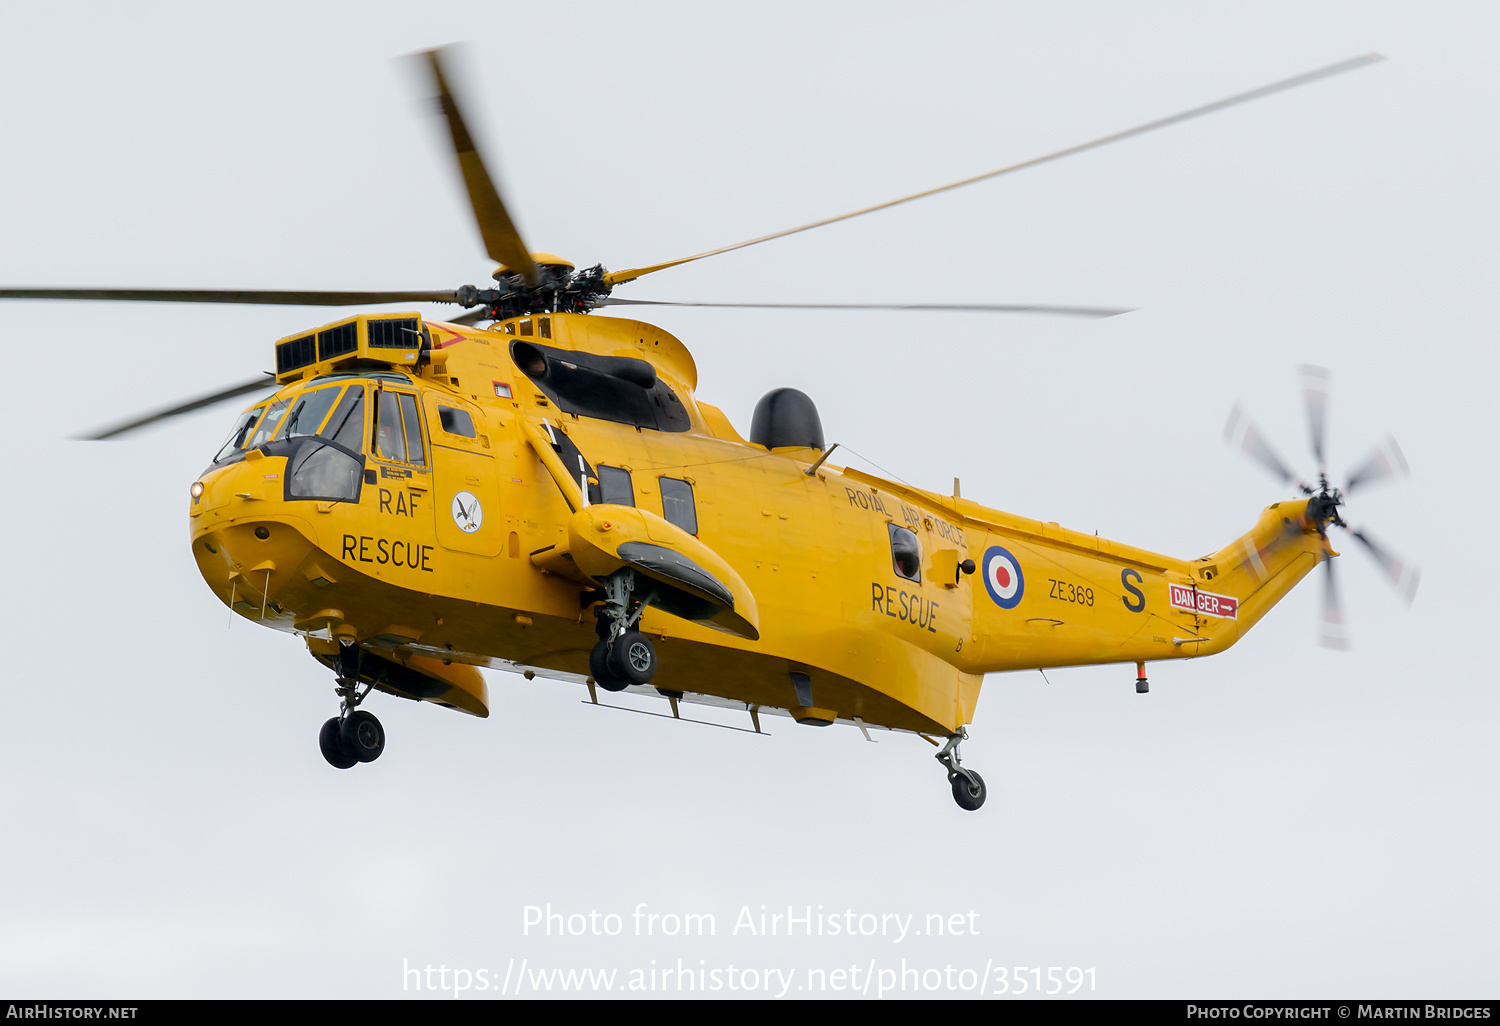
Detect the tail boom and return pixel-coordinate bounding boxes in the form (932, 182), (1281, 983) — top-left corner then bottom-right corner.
(962, 498), (1330, 674)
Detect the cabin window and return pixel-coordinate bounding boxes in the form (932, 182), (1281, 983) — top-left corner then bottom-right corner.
(596, 466), (635, 506)
(438, 405), (477, 438)
(888, 523), (922, 582)
(659, 477), (698, 535)
(214, 404), (267, 462)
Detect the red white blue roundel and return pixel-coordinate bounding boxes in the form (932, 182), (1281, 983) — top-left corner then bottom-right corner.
(982, 545), (1025, 608)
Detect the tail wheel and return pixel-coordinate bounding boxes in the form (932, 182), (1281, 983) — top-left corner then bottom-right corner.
(319, 717), (357, 770)
(951, 771), (986, 811)
(340, 710), (385, 763)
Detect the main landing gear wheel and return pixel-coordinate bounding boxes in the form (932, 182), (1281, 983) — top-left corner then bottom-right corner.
(590, 639), (629, 693)
(589, 569), (660, 692)
(320, 640), (386, 769)
(609, 630), (656, 685)
(319, 717), (357, 770)
(589, 630), (657, 692)
(951, 771), (987, 811)
(340, 709), (385, 763)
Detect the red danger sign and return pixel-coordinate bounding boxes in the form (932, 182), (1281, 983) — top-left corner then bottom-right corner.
(1168, 583), (1238, 619)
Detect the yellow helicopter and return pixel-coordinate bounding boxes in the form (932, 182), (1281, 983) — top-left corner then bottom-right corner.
(1, 50), (1416, 810)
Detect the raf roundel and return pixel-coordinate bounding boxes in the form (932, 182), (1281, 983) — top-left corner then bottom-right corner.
(981, 545), (1025, 608)
(451, 491), (483, 533)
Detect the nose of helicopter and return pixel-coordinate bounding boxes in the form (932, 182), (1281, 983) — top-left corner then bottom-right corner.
(189, 456), (324, 628)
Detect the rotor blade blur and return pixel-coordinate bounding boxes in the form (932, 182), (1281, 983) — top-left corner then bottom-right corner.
(1300, 364), (1331, 473)
(0, 288), (464, 306)
(445, 308), (492, 327)
(1224, 403), (1299, 486)
(1345, 435), (1410, 494)
(422, 48), (537, 284)
(604, 54), (1384, 287)
(1348, 526), (1420, 604)
(599, 298), (1133, 317)
(79, 374), (277, 440)
(1319, 555), (1350, 650)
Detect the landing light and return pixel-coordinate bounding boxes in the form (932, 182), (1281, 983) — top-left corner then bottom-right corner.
(190, 481), (205, 498)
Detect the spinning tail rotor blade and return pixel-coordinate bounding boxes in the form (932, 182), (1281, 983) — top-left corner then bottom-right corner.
(1319, 555), (1350, 650)
(1345, 435), (1410, 495)
(79, 374), (276, 440)
(421, 48), (537, 284)
(598, 298), (1132, 318)
(603, 54), (1384, 288)
(1224, 403), (1299, 486)
(1300, 364), (1331, 473)
(1348, 526), (1420, 604)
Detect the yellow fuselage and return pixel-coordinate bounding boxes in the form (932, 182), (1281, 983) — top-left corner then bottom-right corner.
(189, 312), (1330, 737)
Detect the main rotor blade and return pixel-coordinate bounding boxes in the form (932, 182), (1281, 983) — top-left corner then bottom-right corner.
(1224, 402), (1301, 487)
(604, 54), (1384, 287)
(598, 298), (1133, 317)
(0, 288), (463, 306)
(1345, 435), (1409, 495)
(80, 374), (277, 440)
(1347, 526), (1420, 604)
(422, 48), (537, 284)
(1300, 364), (1331, 474)
(1320, 555), (1349, 650)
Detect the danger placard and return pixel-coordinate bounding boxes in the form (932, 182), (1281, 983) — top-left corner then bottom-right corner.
(1168, 583), (1238, 619)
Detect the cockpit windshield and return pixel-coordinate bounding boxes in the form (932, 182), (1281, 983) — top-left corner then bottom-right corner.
(212, 379), (372, 466)
(213, 404), (268, 463)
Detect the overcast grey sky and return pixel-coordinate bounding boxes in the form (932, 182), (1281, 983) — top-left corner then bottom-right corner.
(0, 0), (1494, 1000)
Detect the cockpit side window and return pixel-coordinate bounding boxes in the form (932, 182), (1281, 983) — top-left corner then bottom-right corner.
(214, 404), (267, 463)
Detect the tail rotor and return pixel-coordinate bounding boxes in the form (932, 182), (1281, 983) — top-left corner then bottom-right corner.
(1225, 366), (1418, 648)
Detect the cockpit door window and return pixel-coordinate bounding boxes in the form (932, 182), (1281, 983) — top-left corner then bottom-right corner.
(374, 389), (426, 467)
(399, 393), (425, 467)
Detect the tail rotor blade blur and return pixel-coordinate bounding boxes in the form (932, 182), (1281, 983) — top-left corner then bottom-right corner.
(1319, 555), (1350, 650)
(1348, 527), (1420, 604)
(1225, 403), (1298, 487)
(1300, 364), (1331, 474)
(1345, 435), (1410, 495)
